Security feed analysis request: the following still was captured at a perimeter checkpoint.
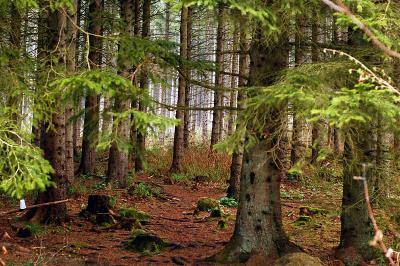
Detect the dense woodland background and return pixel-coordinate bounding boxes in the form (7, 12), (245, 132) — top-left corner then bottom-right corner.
(2, 0), (400, 265)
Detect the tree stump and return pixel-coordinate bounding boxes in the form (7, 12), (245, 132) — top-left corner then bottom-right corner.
(86, 195), (112, 214)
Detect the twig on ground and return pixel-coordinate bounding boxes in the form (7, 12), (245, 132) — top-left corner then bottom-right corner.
(0, 199), (69, 217)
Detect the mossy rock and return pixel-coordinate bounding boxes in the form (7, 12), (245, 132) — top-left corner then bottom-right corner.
(274, 252), (323, 266)
(299, 206), (328, 216)
(124, 230), (168, 255)
(95, 213), (116, 225)
(197, 197), (219, 211)
(119, 208), (150, 221)
(293, 215), (312, 226)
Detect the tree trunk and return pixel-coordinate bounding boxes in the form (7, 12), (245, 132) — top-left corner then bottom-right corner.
(310, 13), (322, 164)
(214, 12), (298, 263)
(79, 0), (103, 175)
(170, 7), (189, 173)
(135, 0), (150, 172)
(107, 0), (133, 187)
(210, 3), (225, 148)
(65, 0), (78, 183)
(337, 127), (375, 264)
(290, 16), (306, 166)
(183, 7), (192, 149)
(227, 19), (249, 200)
(27, 3), (70, 224)
(227, 22), (239, 137)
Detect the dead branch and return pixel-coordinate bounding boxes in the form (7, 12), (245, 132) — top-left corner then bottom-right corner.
(354, 164), (398, 265)
(321, 0), (400, 60)
(0, 199), (69, 217)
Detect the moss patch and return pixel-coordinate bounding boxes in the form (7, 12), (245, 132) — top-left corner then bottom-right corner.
(197, 197), (219, 211)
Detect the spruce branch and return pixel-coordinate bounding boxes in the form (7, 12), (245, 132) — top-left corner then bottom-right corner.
(321, 0), (400, 60)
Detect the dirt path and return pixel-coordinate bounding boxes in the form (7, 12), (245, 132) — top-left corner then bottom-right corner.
(0, 176), (344, 265)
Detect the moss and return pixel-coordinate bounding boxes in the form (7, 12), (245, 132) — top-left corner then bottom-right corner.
(293, 215), (313, 226)
(197, 197), (219, 211)
(299, 206), (328, 216)
(124, 230), (168, 255)
(119, 208), (150, 221)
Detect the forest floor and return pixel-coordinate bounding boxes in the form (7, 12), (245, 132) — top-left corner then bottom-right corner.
(1, 163), (399, 266)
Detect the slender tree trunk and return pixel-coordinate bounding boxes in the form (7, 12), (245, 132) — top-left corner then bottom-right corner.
(135, 0), (150, 172)
(159, 1), (169, 145)
(65, 0), (78, 183)
(213, 14), (299, 264)
(210, 3), (225, 148)
(227, 22), (239, 137)
(73, 0), (82, 156)
(107, 0), (133, 187)
(227, 18), (249, 200)
(183, 7), (192, 148)
(171, 7), (189, 173)
(310, 13), (322, 164)
(290, 16), (306, 166)
(79, 0), (103, 175)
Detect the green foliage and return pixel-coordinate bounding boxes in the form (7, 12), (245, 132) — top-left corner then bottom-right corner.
(0, 118), (54, 199)
(219, 197), (238, 208)
(91, 182), (107, 190)
(132, 182), (152, 198)
(119, 208), (150, 221)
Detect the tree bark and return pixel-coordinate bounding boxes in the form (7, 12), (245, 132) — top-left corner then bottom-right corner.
(227, 19), (249, 200)
(79, 0), (103, 175)
(135, 0), (150, 172)
(27, 3), (70, 224)
(170, 7), (189, 173)
(107, 0), (133, 187)
(65, 0), (78, 183)
(214, 12), (298, 263)
(183, 7), (192, 149)
(227, 22), (239, 137)
(210, 3), (226, 148)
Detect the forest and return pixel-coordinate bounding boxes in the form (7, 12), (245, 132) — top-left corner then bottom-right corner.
(1, 0), (400, 265)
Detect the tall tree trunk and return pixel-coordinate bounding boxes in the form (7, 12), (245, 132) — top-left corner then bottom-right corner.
(135, 0), (150, 172)
(65, 0), (78, 183)
(227, 22), (239, 137)
(227, 18), (249, 200)
(79, 0), (103, 175)
(27, 3), (70, 224)
(170, 6), (189, 173)
(210, 4), (225, 148)
(213, 15), (299, 264)
(159, 1), (169, 145)
(107, 0), (133, 187)
(183, 7), (192, 148)
(310, 13), (322, 164)
(290, 16), (305, 166)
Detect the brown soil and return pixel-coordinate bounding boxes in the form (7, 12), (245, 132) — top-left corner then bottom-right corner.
(0, 175), (345, 266)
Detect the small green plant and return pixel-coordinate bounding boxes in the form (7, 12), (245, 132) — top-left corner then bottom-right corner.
(171, 173), (190, 183)
(92, 182), (106, 190)
(133, 182), (152, 198)
(219, 197), (238, 208)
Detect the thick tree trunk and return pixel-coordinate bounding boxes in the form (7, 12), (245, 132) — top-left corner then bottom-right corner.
(210, 4), (225, 148)
(337, 128), (375, 264)
(27, 4), (70, 224)
(227, 20), (249, 200)
(79, 0), (103, 175)
(214, 11), (298, 263)
(171, 7), (189, 173)
(107, 0), (133, 187)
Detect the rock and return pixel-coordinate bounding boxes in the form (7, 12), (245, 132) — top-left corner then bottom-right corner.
(274, 252), (323, 266)
(197, 198), (219, 211)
